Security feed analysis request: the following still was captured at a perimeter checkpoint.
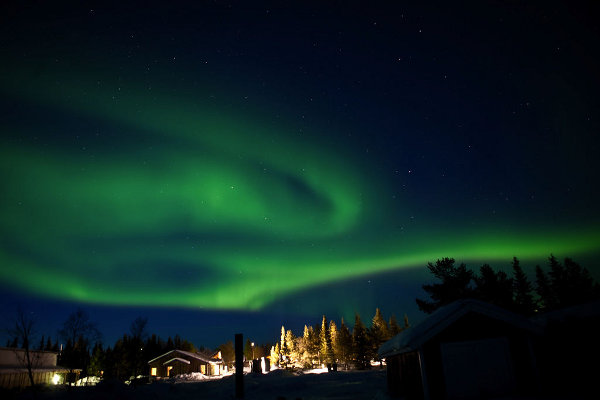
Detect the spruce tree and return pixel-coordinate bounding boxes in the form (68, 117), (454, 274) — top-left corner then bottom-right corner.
(244, 338), (253, 361)
(88, 342), (105, 376)
(369, 308), (389, 365)
(389, 315), (402, 336)
(512, 257), (536, 315)
(336, 318), (352, 369)
(329, 320), (338, 362)
(535, 264), (554, 311)
(475, 264), (514, 309)
(320, 315), (334, 366)
(285, 330), (296, 365)
(300, 325), (312, 368)
(352, 313), (370, 369)
(403, 314), (410, 329)
(280, 326), (289, 367)
(271, 343), (280, 366)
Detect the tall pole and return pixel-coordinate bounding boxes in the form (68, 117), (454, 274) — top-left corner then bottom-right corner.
(235, 333), (244, 398)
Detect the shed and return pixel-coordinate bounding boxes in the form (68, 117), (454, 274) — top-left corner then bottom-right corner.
(378, 299), (543, 400)
(148, 349), (223, 378)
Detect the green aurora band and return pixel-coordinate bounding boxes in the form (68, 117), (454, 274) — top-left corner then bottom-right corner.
(1, 69), (599, 310)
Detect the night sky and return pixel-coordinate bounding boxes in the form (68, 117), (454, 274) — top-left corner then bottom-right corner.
(1, 1), (599, 349)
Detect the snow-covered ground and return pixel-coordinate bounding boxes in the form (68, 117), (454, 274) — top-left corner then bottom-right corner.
(8, 369), (583, 400)
(9, 368), (390, 400)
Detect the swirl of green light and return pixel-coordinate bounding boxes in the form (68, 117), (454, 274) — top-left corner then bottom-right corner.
(1, 67), (599, 310)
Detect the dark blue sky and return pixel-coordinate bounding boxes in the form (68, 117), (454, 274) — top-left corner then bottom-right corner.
(1, 1), (599, 349)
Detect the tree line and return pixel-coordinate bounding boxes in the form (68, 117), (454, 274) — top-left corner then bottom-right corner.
(417, 255), (600, 315)
(270, 309), (410, 370)
(6, 310), (202, 384)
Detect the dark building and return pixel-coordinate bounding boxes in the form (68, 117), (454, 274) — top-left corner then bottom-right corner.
(0, 347), (70, 388)
(379, 299), (542, 400)
(532, 300), (600, 398)
(148, 349), (223, 378)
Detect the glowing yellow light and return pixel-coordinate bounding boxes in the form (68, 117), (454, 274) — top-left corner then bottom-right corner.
(52, 374), (60, 385)
(151, 367), (157, 376)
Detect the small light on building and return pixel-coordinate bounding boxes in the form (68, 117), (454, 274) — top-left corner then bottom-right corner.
(52, 374), (60, 385)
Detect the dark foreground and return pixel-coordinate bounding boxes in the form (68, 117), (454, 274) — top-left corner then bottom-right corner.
(3, 369), (589, 400)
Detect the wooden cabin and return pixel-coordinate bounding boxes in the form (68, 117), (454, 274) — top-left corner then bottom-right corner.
(379, 299), (542, 400)
(148, 349), (223, 378)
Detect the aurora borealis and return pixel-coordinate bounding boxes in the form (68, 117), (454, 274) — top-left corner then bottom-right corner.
(1, 1), (600, 345)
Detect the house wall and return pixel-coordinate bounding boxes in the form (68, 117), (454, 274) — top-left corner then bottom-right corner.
(386, 351), (423, 399)
(0, 370), (59, 389)
(535, 314), (600, 398)
(420, 312), (538, 400)
(148, 352), (214, 377)
(0, 348), (57, 367)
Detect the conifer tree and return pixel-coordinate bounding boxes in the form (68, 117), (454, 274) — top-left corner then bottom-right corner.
(307, 325), (320, 367)
(244, 338), (253, 361)
(512, 257), (536, 315)
(299, 325), (312, 367)
(319, 315), (334, 365)
(352, 313), (371, 369)
(369, 308), (389, 365)
(416, 257), (474, 313)
(88, 342), (105, 376)
(280, 326), (289, 367)
(389, 315), (402, 336)
(270, 343), (280, 366)
(475, 264), (514, 309)
(335, 318), (352, 370)
(371, 308), (390, 341)
(329, 320), (338, 362)
(535, 264), (554, 311)
(285, 330), (297, 365)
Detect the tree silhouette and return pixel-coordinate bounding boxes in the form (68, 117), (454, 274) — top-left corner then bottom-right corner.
(416, 257), (474, 313)
(369, 308), (389, 365)
(9, 308), (39, 386)
(352, 313), (370, 369)
(388, 315), (402, 336)
(58, 309), (101, 381)
(335, 318), (352, 369)
(474, 264), (513, 309)
(512, 257), (536, 315)
(418, 255), (599, 315)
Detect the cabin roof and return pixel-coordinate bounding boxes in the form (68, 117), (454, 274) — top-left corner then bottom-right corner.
(379, 299), (543, 358)
(163, 357), (191, 365)
(148, 349), (222, 365)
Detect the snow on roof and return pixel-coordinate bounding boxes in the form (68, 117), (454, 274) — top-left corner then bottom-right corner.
(163, 357), (191, 365)
(148, 349), (221, 365)
(531, 299), (600, 326)
(378, 299), (543, 358)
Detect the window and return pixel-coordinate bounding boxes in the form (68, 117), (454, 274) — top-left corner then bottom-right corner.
(167, 366), (173, 376)
(150, 367), (157, 376)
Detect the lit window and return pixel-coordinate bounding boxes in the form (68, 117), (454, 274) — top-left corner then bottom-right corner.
(151, 367), (157, 376)
(167, 366), (173, 376)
